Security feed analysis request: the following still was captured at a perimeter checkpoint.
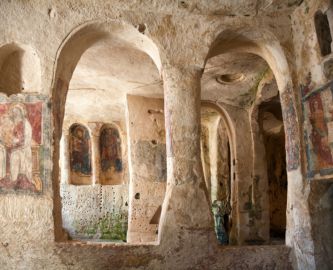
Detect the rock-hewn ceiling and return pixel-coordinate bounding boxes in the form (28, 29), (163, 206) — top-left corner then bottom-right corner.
(106, 0), (303, 16)
(66, 43), (274, 122)
(66, 39), (162, 122)
(201, 52), (269, 107)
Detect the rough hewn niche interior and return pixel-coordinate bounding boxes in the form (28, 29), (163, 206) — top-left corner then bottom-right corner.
(0, 1), (333, 269)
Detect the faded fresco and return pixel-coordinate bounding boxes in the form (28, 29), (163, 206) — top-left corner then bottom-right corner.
(301, 72), (333, 178)
(280, 86), (300, 171)
(0, 100), (44, 193)
(99, 126), (123, 184)
(69, 124), (92, 177)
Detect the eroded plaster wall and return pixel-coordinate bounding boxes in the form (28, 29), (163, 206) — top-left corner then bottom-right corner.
(61, 184), (128, 241)
(291, 1), (333, 268)
(126, 95), (166, 243)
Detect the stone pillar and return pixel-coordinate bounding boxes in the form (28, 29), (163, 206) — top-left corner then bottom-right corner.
(88, 123), (101, 185)
(249, 106), (269, 244)
(60, 130), (70, 184)
(208, 116), (220, 202)
(159, 65), (215, 252)
(200, 123), (211, 196)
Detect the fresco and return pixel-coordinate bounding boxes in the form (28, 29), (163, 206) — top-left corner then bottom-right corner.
(0, 100), (44, 193)
(280, 86), (300, 171)
(69, 124), (92, 176)
(99, 126), (123, 184)
(301, 72), (333, 178)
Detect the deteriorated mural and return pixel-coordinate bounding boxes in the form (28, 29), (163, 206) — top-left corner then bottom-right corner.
(0, 95), (48, 193)
(99, 125), (123, 185)
(69, 124), (92, 184)
(280, 86), (300, 171)
(301, 72), (333, 178)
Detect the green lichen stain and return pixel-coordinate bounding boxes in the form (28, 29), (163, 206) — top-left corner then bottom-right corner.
(79, 212), (128, 241)
(238, 68), (270, 108)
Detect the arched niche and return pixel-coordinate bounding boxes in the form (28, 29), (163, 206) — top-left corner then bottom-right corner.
(200, 103), (236, 245)
(69, 123), (92, 185)
(250, 69), (287, 243)
(0, 43), (41, 95)
(51, 20), (163, 241)
(99, 124), (123, 185)
(203, 26), (302, 247)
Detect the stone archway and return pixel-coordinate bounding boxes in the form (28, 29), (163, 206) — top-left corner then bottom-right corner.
(203, 26), (313, 267)
(51, 20), (163, 242)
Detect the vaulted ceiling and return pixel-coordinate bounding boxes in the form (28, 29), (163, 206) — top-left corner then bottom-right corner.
(65, 39), (277, 123)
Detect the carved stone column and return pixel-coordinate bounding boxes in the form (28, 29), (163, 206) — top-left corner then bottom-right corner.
(159, 65), (216, 250)
(60, 130), (70, 184)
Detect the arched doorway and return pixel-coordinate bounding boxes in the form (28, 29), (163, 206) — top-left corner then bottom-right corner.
(52, 21), (164, 242)
(200, 104), (235, 245)
(201, 27), (301, 245)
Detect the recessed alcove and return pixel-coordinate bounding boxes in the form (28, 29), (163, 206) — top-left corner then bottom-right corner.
(0, 43), (41, 95)
(200, 105), (233, 245)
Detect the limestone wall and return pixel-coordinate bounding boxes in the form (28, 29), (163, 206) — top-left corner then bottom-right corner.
(0, 1), (330, 269)
(61, 184), (128, 241)
(291, 1), (333, 269)
(126, 95), (166, 243)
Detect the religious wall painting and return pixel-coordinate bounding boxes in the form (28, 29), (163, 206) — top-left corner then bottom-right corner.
(280, 85), (300, 171)
(99, 125), (123, 184)
(69, 124), (92, 184)
(301, 72), (333, 178)
(0, 98), (45, 193)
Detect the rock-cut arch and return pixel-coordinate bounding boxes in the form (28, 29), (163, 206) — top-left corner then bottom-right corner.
(51, 20), (163, 241)
(205, 26), (310, 266)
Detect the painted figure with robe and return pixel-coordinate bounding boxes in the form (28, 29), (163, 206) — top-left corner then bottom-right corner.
(301, 73), (333, 172)
(0, 102), (43, 193)
(70, 125), (92, 176)
(100, 127), (122, 173)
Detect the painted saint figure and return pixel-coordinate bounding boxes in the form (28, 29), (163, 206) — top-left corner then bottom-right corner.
(301, 72), (333, 170)
(9, 105), (33, 182)
(100, 127), (122, 173)
(70, 125), (92, 175)
(0, 101), (43, 192)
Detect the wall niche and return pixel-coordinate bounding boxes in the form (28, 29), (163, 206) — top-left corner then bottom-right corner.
(0, 43), (41, 95)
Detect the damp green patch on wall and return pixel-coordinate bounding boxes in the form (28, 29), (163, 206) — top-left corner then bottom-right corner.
(76, 212), (128, 241)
